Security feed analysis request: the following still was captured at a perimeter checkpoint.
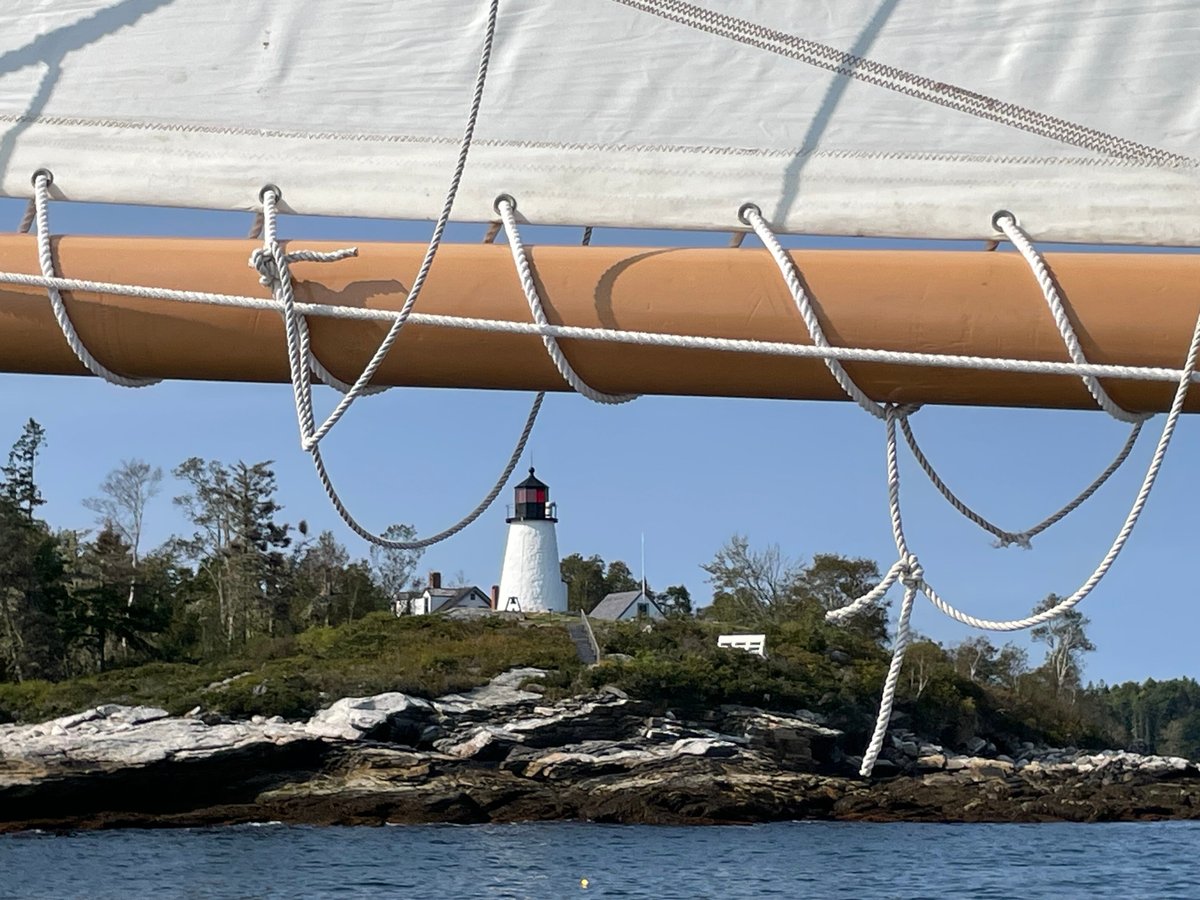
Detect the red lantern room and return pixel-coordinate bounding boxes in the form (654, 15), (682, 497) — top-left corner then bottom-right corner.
(508, 468), (557, 522)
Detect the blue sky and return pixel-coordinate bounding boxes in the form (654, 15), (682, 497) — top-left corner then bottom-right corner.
(0, 195), (1196, 687)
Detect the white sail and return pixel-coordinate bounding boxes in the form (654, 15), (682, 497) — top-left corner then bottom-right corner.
(0, 0), (1197, 242)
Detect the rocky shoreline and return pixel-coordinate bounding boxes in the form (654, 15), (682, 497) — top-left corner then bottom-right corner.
(2, 668), (1197, 831)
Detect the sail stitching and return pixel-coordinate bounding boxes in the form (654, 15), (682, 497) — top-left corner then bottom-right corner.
(610, 0), (1195, 167)
(0, 113), (1185, 168)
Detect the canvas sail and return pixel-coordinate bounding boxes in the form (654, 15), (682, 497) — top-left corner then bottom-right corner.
(0, 0), (1197, 243)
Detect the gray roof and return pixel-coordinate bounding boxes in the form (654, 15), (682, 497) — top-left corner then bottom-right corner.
(590, 590), (659, 620)
(434, 586), (490, 612)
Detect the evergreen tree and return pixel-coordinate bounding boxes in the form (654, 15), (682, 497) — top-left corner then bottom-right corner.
(0, 501), (66, 681)
(1, 419), (46, 520)
(172, 458), (292, 650)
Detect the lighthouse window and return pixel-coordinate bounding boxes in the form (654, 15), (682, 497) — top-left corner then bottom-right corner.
(535, 488), (546, 503)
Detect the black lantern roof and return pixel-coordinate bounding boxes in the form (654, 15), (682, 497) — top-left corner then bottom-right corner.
(516, 468), (548, 490)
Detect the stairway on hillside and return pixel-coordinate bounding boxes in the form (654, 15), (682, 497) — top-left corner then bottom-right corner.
(566, 620), (598, 665)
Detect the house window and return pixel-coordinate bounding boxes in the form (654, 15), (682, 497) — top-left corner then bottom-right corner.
(636, 602), (649, 617)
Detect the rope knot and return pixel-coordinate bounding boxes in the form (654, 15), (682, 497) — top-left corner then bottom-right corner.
(250, 245), (359, 291)
(993, 532), (1033, 550)
(900, 555), (924, 588)
(249, 246), (281, 289)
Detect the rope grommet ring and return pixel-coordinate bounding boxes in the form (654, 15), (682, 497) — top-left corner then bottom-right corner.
(493, 193), (517, 215)
(31, 168), (53, 187)
(258, 183), (282, 203)
(991, 209), (1017, 230)
(737, 202), (762, 226)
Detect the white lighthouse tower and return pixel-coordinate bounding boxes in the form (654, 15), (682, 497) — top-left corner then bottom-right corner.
(497, 468), (567, 613)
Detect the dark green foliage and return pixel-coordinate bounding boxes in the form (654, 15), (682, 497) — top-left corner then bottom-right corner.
(0, 612), (581, 723)
(658, 585), (692, 617)
(0, 432), (1194, 761)
(1089, 678), (1200, 759)
(1, 419), (46, 520)
(560, 553), (649, 613)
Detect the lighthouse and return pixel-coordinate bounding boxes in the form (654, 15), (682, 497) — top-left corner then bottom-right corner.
(497, 468), (568, 613)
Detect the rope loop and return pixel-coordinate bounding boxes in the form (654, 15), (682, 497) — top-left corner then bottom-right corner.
(496, 194), (638, 405)
(30, 171), (160, 389)
(842, 293), (1200, 776)
(741, 203), (887, 419)
(240, 0), (526, 551)
(993, 213), (1150, 425)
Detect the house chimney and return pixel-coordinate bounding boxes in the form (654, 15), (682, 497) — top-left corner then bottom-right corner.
(429, 571), (442, 590)
(490, 585), (500, 609)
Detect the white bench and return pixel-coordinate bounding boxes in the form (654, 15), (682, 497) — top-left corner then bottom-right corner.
(717, 633), (767, 658)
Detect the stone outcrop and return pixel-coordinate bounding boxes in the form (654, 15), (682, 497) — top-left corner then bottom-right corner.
(1, 669), (1198, 831)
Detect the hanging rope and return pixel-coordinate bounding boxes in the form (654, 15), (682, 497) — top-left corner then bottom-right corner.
(288, 0), (501, 451)
(30, 170), (160, 388)
(253, 191), (545, 550)
(308, 393), (545, 551)
(834, 301), (1200, 776)
(496, 195), (637, 405)
(899, 415), (1143, 549)
(745, 201), (1150, 549)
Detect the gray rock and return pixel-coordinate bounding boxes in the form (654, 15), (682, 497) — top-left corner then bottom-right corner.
(305, 692), (433, 742)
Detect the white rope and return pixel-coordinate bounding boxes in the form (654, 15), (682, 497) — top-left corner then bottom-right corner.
(310, 392), (545, 551)
(824, 558), (906, 623)
(251, 187), (368, 442)
(496, 196), (637, 405)
(995, 213), (1149, 425)
(746, 202), (1148, 548)
(839, 305), (1200, 776)
(225, 0), (535, 551)
(292, 0), (501, 451)
(294, 314), (387, 396)
(742, 203), (885, 419)
(899, 414), (1144, 549)
(31, 172), (160, 389)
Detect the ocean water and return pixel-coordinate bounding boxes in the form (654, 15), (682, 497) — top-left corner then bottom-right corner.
(1, 821), (1198, 899)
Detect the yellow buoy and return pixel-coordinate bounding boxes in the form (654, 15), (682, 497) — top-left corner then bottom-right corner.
(580, 878), (589, 889)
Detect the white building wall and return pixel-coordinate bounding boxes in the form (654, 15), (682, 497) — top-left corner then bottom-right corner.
(497, 519), (567, 613)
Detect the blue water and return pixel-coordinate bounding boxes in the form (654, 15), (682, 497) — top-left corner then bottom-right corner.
(1, 822), (1198, 899)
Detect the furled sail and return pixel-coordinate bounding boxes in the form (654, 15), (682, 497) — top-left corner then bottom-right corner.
(1, 0), (1198, 242)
